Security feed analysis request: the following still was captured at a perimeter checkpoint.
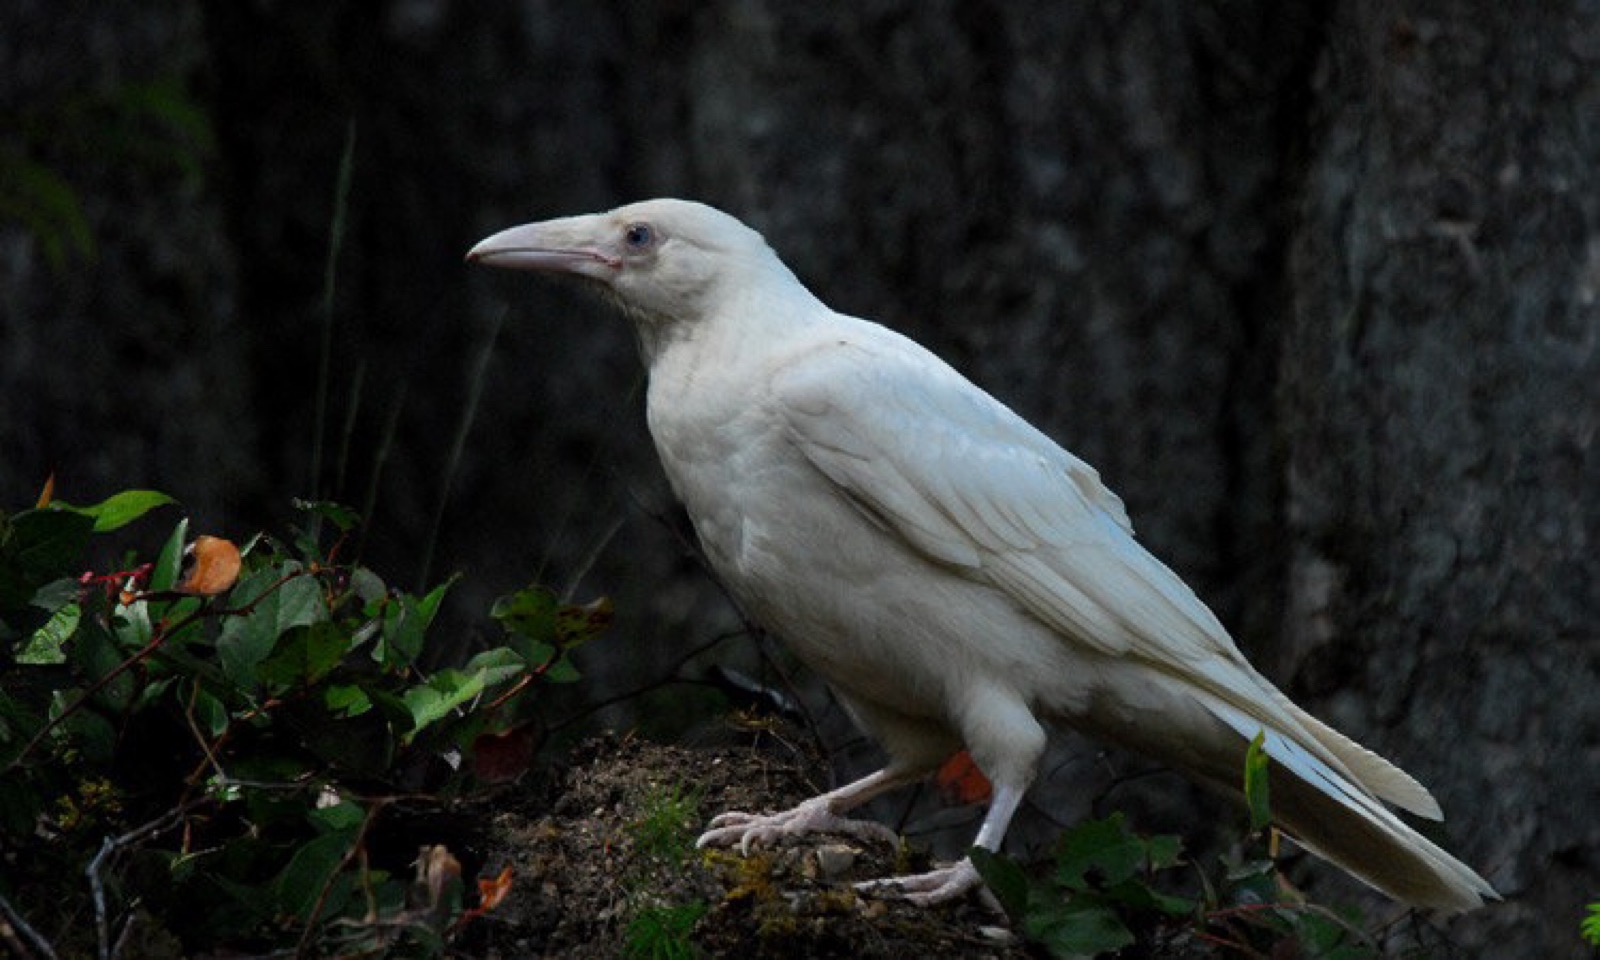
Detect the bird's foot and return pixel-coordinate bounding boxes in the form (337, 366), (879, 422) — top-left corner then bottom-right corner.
(696, 797), (900, 855)
(855, 856), (989, 907)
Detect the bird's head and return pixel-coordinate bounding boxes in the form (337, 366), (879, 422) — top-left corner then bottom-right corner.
(468, 199), (802, 357)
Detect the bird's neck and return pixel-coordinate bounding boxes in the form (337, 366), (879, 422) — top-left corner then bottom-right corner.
(637, 278), (826, 373)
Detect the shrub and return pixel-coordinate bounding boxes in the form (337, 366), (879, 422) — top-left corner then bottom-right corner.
(0, 487), (608, 957)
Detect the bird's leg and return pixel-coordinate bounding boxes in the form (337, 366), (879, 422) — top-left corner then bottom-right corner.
(855, 778), (1026, 906)
(858, 690), (1044, 906)
(696, 763), (928, 854)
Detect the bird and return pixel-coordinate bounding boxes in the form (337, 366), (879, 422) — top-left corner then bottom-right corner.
(467, 198), (1498, 913)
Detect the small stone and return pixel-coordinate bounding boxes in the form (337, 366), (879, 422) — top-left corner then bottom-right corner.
(814, 844), (857, 879)
(977, 925), (1016, 945)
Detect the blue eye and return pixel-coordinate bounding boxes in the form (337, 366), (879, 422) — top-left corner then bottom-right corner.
(624, 223), (654, 248)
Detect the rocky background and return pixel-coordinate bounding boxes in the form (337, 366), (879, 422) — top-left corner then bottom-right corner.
(2, 2), (1595, 955)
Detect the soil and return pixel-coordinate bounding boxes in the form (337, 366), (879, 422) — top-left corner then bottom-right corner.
(455, 721), (1040, 959)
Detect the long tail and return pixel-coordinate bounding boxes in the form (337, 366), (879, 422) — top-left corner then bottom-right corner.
(1204, 698), (1498, 913)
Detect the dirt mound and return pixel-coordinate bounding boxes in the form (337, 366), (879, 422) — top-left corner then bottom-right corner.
(465, 724), (1029, 958)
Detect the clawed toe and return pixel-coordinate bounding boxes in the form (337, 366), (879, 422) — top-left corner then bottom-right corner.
(855, 856), (984, 906)
(695, 801), (901, 855)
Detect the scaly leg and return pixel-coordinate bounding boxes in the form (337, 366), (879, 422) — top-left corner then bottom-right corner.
(855, 778), (1025, 905)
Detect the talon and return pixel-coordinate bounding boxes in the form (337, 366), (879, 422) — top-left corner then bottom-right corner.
(854, 856), (984, 906)
(696, 799), (901, 856)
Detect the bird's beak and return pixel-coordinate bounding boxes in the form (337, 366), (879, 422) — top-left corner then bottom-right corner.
(466, 216), (621, 280)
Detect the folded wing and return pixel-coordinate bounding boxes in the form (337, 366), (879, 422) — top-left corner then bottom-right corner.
(771, 331), (1440, 820)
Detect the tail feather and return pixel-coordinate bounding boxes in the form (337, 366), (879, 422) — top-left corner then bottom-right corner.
(1271, 767), (1498, 913)
(1202, 698), (1496, 913)
(1267, 687), (1442, 819)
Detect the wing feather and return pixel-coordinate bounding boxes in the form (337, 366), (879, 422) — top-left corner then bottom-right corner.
(773, 332), (1209, 669)
(770, 331), (1406, 795)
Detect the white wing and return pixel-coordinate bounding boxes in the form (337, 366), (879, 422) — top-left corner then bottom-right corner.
(772, 326), (1440, 817)
(772, 327), (1235, 669)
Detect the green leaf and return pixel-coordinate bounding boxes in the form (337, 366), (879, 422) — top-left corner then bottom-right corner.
(1580, 903), (1600, 947)
(308, 797), (365, 833)
(1055, 814), (1146, 888)
(1244, 730), (1272, 832)
(18, 601), (77, 663)
(969, 846), (1030, 920)
(401, 669), (483, 739)
(275, 829), (356, 920)
(51, 687), (118, 764)
(217, 565), (325, 687)
(491, 584), (559, 652)
(492, 586), (610, 670)
(54, 489), (175, 532)
(28, 576), (80, 613)
(543, 655), (582, 683)
(1144, 832), (1184, 871)
(9, 509), (95, 578)
(1025, 898), (1134, 960)
(1222, 856), (1280, 906)
(1102, 877), (1195, 917)
(463, 646), (532, 686)
(149, 517), (190, 592)
(257, 621), (351, 689)
(348, 566), (385, 605)
(68, 619), (137, 711)
(189, 684), (229, 737)
(376, 576), (454, 666)
(324, 684), (372, 718)
(1292, 909), (1373, 959)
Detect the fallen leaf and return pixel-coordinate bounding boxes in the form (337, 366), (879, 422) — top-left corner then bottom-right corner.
(416, 844), (462, 912)
(477, 865), (514, 912)
(935, 750), (992, 806)
(175, 536), (242, 596)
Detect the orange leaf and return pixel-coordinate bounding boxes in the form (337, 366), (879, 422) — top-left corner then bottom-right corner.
(935, 750), (992, 806)
(476, 865), (514, 912)
(175, 536), (242, 596)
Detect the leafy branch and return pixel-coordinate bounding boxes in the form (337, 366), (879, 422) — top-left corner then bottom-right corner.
(0, 486), (610, 958)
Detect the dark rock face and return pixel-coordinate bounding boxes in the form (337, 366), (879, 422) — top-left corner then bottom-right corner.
(3, 3), (1592, 954)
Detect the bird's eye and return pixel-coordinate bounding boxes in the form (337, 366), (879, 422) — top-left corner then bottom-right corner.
(623, 222), (655, 250)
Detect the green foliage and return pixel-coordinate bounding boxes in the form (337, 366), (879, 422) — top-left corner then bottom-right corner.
(973, 807), (1380, 959)
(625, 901), (707, 960)
(974, 813), (1193, 960)
(1243, 729), (1272, 832)
(1581, 902), (1600, 947)
(631, 783), (705, 865)
(0, 489), (609, 957)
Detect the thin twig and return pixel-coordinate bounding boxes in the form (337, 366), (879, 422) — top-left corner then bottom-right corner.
(109, 906), (141, 960)
(295, 797), (389, 959)
(179, 678), (228, 785)
(310, 119), (357, 505)
(87, 806), (195, 960)
(417, 306), (506, 592)
(358, 379), (407, 557)
(550, 627), (747, 732)
(334, 360), (367, 501)
(560, 513), (624, 603)
(0, 888), (57, 960)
